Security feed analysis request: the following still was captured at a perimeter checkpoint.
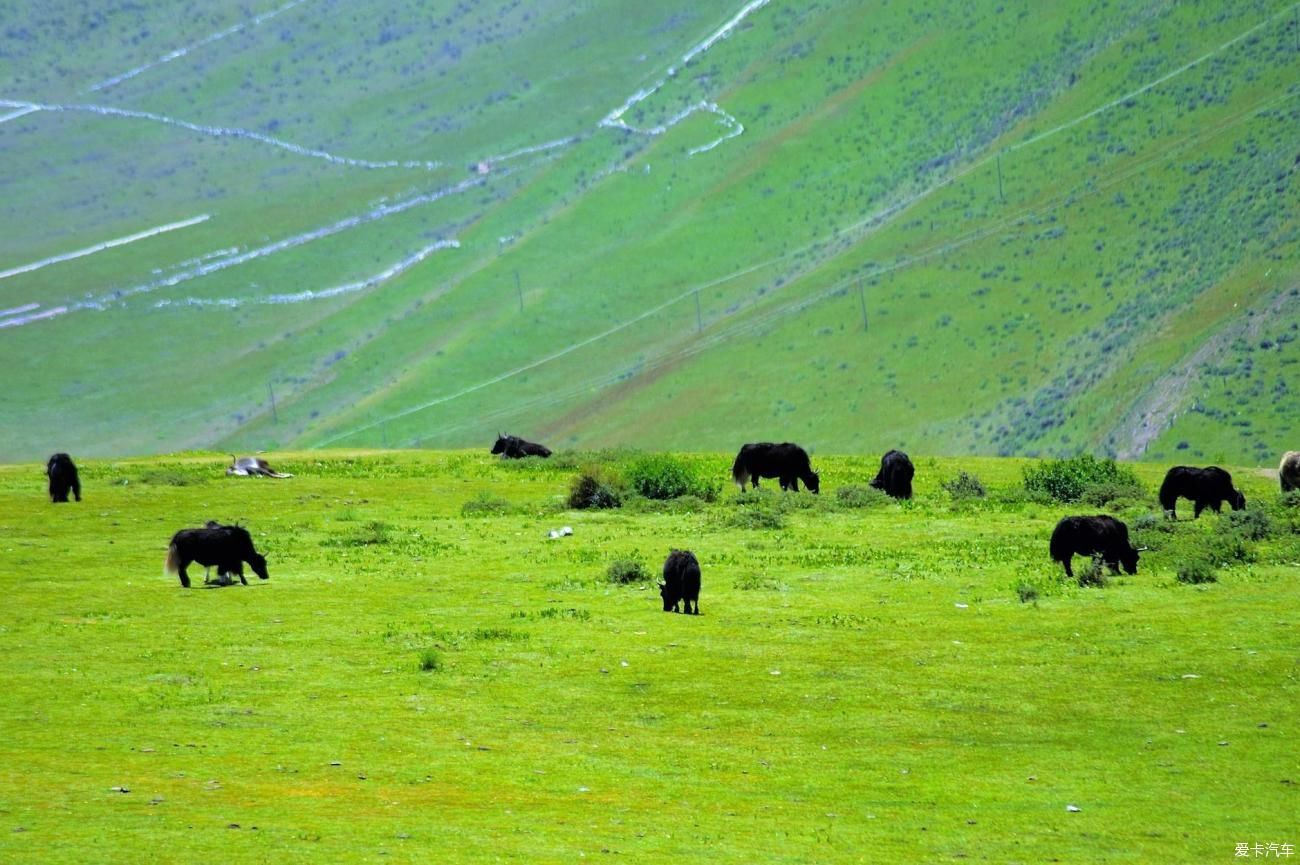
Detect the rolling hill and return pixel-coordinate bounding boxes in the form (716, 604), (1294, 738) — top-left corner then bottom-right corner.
(1, 0), (1297, 463)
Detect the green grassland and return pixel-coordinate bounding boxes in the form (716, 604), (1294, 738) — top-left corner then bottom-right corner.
(1, 0), (1297, 463)
(1, 450), (1297, 863)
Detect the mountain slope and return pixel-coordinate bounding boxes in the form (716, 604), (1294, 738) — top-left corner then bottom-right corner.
(1, 0), (1296, 463)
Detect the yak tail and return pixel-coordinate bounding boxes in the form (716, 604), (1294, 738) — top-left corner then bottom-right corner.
(164, 543), (180, 576)
(731, 453), (749, 489)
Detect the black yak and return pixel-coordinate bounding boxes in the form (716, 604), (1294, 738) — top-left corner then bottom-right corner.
(164, 524), (269, 588)
(227, 455), (292, 477)
(1049, 515), (1142, 579)
(1280, 451), (1300, 494)
(1158, 465), (1246, 519)
(46, 452), (81, 503)
(731, 442), (820, 493)
(869, 449), (914, 500)
(661, 549), (701, 614)
(491, 433), (552, 459)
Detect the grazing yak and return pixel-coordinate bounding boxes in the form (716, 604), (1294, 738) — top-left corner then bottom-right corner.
(869, 449), (914, 500)
(491, 433), (552, 459)
(1280, 451), (1300, 494)
(164, 523), (269, 588)
(731, 442), (820, 493)
(1158, 465), (1246, 519)
(1050, 515), (1142, 579)
(661, 549), (701, 615)
(227, 455), (292, 478)
(46, 452), (81, 503)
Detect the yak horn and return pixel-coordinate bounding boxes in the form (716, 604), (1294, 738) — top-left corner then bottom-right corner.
(1135, 546), (1149, 552)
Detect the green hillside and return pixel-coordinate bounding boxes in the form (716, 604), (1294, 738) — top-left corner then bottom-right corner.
(1, 0), (1297, 462)
(2, 450), (1297, 862)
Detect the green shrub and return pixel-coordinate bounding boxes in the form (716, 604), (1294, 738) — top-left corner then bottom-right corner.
(417, 649), (443, 672)
(568, 467), (622, 510)
(1022, 454), (1141, 503)
(461, 492), (512, 516)
(1175, 559), (1218, 585)
(734, 573), (784, 591)
(606, 558), (649, 584)
(727, 506), (787, 530)
(835, 484), (889, 508)
(942, 471), (987, 500)
(626, 454), (717, 501)
(1015, 580), (1040, 603)
(1080, 479), (1147, 508)
(1075, 558), (1108, 588)
(1225, 508), (1274, 541)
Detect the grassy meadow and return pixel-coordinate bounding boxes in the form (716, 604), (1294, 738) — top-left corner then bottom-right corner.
(1, 449), (1296, 863)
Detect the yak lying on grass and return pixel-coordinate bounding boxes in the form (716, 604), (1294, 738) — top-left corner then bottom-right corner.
(1049, 515), (1142, 579)
(731, 442), (820, 493)
(491, 433), (552, 459)
(1158, 465), (1245, 519)
(661, 549), (701, 615)
(46, 452), (81, 503)
(165, 523), (269, 588)
(869, 449), (914, 500)
(1280, 451), (1300, 494)
(227, 455), (292, 477)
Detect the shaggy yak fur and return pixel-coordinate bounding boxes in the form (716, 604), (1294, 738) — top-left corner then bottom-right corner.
(1279, 451), (1300, 494)
(869, 449), (915, 500)
(165, 524), (269, 588)
(491, 434), (552, 459)
(1049, 515), (1142, 579)
(731, 442), (820, 493)
(46, 452), (81, 503)
(1158, 465), (1246, 519)
(660, 549), (701, 615)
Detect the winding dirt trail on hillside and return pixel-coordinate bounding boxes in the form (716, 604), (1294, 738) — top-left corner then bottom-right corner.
(1111, 289), (1297, 459)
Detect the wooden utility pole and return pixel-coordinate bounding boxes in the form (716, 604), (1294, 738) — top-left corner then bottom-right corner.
(515, 271), (523, 312)
(996, 153), (1005, 203)
(695, 290), (702, 332)
(858, 280), (868, 331)
(267, 382), (279, 424)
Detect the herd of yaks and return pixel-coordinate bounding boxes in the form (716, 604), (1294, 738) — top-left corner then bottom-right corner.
(37, 442), (1300, 610)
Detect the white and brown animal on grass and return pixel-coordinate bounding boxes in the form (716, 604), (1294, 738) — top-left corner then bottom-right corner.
(226, 455), (292, 478)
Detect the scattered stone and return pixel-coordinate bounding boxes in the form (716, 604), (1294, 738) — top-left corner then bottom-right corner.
(110, 786), (129, 794)
(1066, 804), (1081, 813)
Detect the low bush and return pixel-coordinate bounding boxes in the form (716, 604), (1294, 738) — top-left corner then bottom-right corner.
(606, 558), (649, 584)
(942, 471), (987, 501)
(1022, 454), (1141, 503)
(461, 492), (512, 516)
(727, 506), (787, 530)
(1015, 580), (1040, 603)
(626, 454), (718, 501)
(1175, 558), (1218, 585)
(1075, 557), (1108, 588)
(568, 467), (622, 510)
(835, 484), (889, 508)
(1225, 508), (1274, 541)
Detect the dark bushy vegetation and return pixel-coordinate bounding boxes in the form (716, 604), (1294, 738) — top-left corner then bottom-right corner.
(1022, 454), (1142, 504)
(568, 467), (622, 510)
